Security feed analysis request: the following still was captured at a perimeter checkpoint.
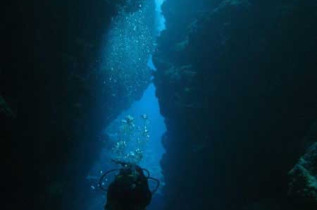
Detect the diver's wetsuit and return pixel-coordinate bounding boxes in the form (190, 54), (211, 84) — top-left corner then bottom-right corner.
(105, 163), (152, 210)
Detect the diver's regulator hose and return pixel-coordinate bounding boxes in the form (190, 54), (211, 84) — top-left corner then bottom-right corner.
(99, 168), (160, 194)
(99, 169), (120, 191)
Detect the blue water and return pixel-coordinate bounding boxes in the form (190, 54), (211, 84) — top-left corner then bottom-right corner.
(106, 82), (166, 190)
(155, 0), (166, 34)
(86, 0), (167, 209)
(87, 83), (166, 209)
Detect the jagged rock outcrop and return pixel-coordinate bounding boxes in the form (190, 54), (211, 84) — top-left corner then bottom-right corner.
(289, 123), (317, 210)
(289, 143), (317, 208)
(154, 0), (317, 209)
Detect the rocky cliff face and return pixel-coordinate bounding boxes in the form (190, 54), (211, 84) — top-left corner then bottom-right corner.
(154, 0), (317, 209)
(1, 0), (150, 209)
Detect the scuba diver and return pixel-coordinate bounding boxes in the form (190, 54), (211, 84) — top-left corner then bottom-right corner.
(99, 159), (160, 210)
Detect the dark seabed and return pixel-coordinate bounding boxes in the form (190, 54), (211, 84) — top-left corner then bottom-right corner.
(1, 0), (317, 210)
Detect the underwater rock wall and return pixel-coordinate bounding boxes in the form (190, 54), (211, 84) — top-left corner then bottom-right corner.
(1, 0), (150, 209)
(289, 122), (317, 209)
(289, 143), (317, 209)
(154, 0), (317, 209)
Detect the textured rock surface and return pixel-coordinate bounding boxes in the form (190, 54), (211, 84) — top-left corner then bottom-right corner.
(1, 0), (150, 209)
(154, 0), (317, 209)
(0, 95), (16, 118)
(289, 128), (317, 210)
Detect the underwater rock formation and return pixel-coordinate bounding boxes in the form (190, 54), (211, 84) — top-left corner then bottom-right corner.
(0, 95), (16, 118)
(289, 139), (317, 209)
(154, 0), (317, 209)
(1, 0), (151, 210)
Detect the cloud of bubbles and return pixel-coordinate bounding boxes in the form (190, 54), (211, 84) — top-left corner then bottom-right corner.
(101, 1), (156, 104)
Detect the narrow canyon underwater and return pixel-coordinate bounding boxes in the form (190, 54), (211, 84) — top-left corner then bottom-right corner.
(1, 0), (317, 210)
